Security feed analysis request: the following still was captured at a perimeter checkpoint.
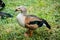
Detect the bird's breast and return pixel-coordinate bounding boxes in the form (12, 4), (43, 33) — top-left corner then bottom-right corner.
(16, 14), (25, 27)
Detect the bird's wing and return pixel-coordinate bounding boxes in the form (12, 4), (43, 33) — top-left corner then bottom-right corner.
(25, 15), (43, 30)
(25, 15), (42, 24)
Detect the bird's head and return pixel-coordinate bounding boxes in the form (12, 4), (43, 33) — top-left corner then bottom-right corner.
(15, 6), (27, 14)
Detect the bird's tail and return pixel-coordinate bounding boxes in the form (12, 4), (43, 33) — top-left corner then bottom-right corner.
(42, 19), (51, 29)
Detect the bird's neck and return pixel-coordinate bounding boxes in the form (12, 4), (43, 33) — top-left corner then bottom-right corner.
(21, 12), (27, 15)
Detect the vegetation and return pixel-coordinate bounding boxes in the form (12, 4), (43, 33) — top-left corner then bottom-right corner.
(0, 0), (60, 40)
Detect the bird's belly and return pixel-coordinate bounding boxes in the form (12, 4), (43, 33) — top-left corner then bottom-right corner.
(16, 14), (25, 27)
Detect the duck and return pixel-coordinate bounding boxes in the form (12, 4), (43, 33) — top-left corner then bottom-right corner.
(15, 6), (51, 37)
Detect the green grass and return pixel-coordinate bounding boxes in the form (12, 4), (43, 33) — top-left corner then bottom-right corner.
(0, 0), (60, 40)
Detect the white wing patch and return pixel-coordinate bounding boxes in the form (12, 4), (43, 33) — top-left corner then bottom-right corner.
(16, 13), (25, 27)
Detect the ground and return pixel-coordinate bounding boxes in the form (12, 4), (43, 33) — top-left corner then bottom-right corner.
(0, 0), (60, 40)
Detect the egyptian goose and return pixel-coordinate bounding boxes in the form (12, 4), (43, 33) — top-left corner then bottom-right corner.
(15, 6), (51, 37)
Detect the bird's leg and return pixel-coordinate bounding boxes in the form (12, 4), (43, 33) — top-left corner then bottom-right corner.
(1, 16), (4, 19)
(29, 29), (33, 37)
(24, 29), (33, 37)
(24, 30), (29, 37)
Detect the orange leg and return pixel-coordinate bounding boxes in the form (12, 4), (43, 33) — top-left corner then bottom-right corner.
(29, 30), (33, 37)
(24, 29), (33, 37)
